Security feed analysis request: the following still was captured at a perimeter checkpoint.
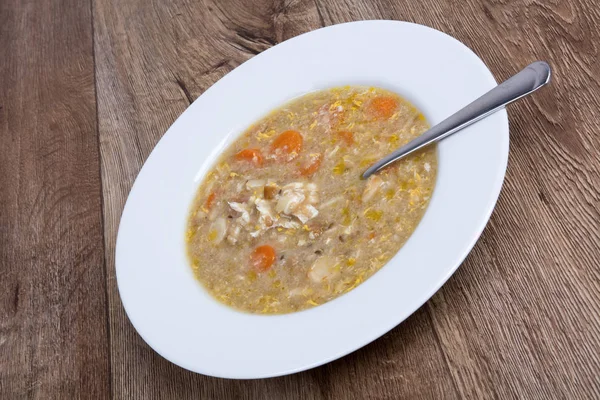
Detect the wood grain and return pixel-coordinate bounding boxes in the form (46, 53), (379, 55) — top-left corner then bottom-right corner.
(92, 0), (600, 398)
(93, 0), (600, 398)
(92, 0), (458, 398)
(0, 0), (110, 398)
(2, 0), (599, 398)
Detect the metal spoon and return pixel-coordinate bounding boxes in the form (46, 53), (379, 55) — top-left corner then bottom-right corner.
(362, 61), (551, 179)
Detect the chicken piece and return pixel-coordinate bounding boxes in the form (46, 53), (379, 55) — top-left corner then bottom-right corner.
(275, 182), (320, 223)
(207, 217), (227, 243)
(306, 183), (319, 204)
(276, 192), (305, 214)
(276, 183), (306, 214)
(207, 204), (220, 221)
(295, 204), (319, 224)
(228, 201), (252, 225)
(226, 225), (241, 244)
(308, 256), (340, 283)
(246, 179), (266, 191)
(255, 199), (277, 227)
(277, 217), (301, 229)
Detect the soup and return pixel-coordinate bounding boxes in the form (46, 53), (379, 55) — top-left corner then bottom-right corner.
(186, 86), (437, 314)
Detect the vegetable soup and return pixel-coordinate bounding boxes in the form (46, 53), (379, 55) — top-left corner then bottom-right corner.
(186, 86), (437, 314)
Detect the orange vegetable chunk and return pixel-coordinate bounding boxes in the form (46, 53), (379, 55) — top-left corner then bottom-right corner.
(204, 192), (216, 211)
(337, 131), (354, 146)
(250, 245), (276, 272)
(270, 130), (303, 161)
(235, 148), (264, 166)
(368, 96), (398, 119)
(300, 153), (323, 176)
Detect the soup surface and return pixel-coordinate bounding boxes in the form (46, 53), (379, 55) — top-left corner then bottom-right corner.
(186, 86), (437, 314)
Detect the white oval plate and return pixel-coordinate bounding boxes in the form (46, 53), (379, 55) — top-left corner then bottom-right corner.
(116, 20), (508, 379)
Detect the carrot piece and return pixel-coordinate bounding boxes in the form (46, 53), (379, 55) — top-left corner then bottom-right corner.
(368, 96), (398, 119)
(204, 192), (216, 211)
(300, 153), (323, 176)
(250, 245), (276, 272)
(337, 131), (354, 146)
(270, 130), (303, 161)
(235, 148), (264, 166)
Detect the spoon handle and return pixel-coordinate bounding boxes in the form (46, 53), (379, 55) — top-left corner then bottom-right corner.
(362, 61), (552, 179)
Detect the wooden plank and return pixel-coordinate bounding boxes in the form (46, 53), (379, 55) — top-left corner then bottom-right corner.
(385, 0), (600, 397)
(0, 0), (110, 398)
(92, 0), (458, 398)
(94, 0), (600, 398)
(320, 0), (600, 395)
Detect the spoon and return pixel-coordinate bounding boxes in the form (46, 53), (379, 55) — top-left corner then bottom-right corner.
(362, 61), (551, 179)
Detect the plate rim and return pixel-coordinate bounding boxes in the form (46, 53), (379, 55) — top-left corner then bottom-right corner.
(115, 19), (509, 379)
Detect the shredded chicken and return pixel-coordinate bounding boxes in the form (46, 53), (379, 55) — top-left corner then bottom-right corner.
(295, 204), (319, 224)
(226, 180), (319, 241)
(276, 182), (319, 223)
(255, 199), (276, 227)
(186, 86), (438, 314)
(308, 256), (339, 283)
(276, 187), (306, 214)
(278, 217), (301, 229)
(228, 201), (251, 225)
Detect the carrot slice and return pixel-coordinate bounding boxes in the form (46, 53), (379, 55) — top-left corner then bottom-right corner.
(368, 96), (398, 119)
(250, 245), (276, 272)
(203, 192), (216, 211)
(337, 131), (354, 146)
(270, 130), (303, 161)
(300, 153), (323, 176)
(235, 148), (264, 166)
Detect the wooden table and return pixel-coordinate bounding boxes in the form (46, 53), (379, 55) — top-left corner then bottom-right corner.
(2, 0), (599, 398)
